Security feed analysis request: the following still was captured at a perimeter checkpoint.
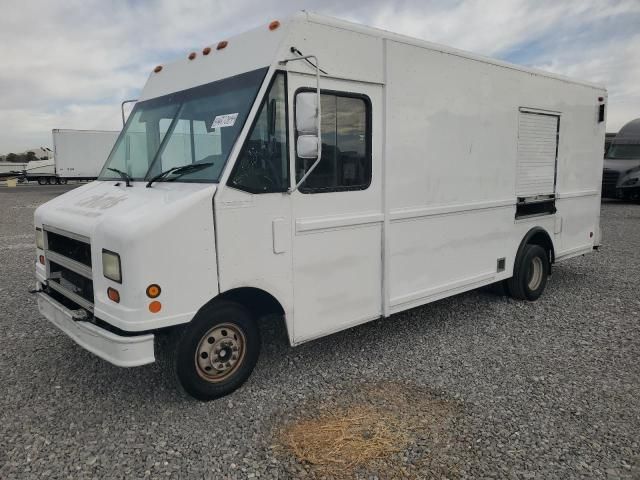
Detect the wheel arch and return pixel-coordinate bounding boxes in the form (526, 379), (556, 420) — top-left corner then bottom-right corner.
(216, 286), (285, 318)
(516, 227), (556, 267)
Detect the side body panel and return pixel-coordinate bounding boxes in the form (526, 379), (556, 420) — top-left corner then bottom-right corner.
(383, 39), (604, 314)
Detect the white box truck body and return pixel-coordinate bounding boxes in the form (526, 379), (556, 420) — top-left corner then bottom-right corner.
(33, 13), (606, 400)
(53, 129), (119, 180)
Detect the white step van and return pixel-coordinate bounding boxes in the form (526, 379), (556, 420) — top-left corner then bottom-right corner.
(34, 13), (606, 400)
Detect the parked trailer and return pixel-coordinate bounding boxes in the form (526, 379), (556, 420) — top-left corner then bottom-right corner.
(0, 162), (27, 177)
(53, 129), (119, 181)
(34, 13), (606, 400)
(23, 129), (119, 184)
(24, 159), (58, 184)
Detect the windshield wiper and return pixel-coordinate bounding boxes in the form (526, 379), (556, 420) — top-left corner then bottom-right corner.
(146, 162), (214, 188)
(107, 168), (132, 187)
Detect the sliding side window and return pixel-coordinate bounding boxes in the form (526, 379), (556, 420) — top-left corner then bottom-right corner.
(229, 73), (288, 193)
(296, 92), (371, 193)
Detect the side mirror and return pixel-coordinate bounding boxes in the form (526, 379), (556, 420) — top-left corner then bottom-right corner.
(295, 92), (320, 159)
(281, 54), (323, 193)
(296, 135), (319, 159)
(295, 92), (318, 134)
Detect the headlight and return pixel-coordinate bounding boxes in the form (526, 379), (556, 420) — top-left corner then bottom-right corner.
(102, 249), (122, 283)
(35, 228), (44, 250)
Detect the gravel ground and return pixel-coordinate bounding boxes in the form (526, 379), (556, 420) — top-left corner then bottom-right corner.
(0, 185), (639, 479)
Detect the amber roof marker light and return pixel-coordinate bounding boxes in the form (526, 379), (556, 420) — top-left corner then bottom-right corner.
(202, 47), (212, 55)
(216, 40), (228, 50)
(269, 20), (280, 31)
(188, 52), (196, 60)
(154, 65), (163, 73)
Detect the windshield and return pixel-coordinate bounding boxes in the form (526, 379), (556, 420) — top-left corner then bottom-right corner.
(606, 143), (640, 160)
(99, 68), (268, 183)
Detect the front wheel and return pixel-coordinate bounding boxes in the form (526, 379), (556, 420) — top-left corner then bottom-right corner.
(506, 244), (549, 301)
(166, 300), (260, 401)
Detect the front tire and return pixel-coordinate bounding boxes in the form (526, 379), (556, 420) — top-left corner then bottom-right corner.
(506, 244), (549, 301)
(167, 300), (260, 401)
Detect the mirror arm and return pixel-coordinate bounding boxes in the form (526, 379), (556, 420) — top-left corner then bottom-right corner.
(279, 55), (322, 193)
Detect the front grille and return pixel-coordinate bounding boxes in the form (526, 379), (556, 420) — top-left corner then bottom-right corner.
(43, 226), (94, 311)
(46, 230), (92, 267)
(49, 260), (94, 304)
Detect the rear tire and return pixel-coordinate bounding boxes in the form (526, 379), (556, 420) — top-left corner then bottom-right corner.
(506, 244), (549, 301)
(164, 300), (260, 401)
(37, 177), (46, 185)
(45, 177), (52, 185)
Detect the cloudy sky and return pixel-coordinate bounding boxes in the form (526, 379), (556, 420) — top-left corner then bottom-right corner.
(1, 0), (638, 152)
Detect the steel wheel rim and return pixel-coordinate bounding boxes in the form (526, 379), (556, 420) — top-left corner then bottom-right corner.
(195, 323), (246, 383)
(528, 257), (544, 290)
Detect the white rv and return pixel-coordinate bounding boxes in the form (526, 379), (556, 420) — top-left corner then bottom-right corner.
(34, 13), (606, 400)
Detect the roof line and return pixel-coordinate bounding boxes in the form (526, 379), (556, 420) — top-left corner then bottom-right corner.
(301, 11), (606, 92)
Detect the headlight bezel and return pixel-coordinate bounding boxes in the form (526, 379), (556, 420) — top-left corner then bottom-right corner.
(102, 249), (122, 283)
(35, 228), (44, 250)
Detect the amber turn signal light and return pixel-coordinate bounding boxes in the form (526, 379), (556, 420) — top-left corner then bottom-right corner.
(149, 301), (162, 313)
(146, 284), (161, 298)
(107, 287), (120, 303)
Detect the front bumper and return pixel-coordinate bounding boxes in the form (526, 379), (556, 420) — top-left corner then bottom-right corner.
(38, 291), (155, 367)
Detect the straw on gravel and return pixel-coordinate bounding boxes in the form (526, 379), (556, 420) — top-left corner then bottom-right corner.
(281, 405), (408, 470)
(275, 382), (464, 478)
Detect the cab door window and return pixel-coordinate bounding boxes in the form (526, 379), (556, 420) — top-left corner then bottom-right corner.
(229, 73), (288, 193)
(296, 91), (371, 193)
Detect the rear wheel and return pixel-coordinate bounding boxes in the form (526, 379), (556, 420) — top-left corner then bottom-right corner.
(506, 244), (549, 301)
(37, 177), (46, 185)
(45, 177), (52, 185)
(59, 178), (67, 185)
(166, 300), (260, 401)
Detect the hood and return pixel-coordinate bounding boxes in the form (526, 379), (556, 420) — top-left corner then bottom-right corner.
(34, 181), (217, 237)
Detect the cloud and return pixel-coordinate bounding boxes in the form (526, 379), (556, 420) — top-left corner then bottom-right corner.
(0, 0), (638, 152)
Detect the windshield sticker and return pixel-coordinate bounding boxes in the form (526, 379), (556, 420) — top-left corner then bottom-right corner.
(211, 113), (238, 129)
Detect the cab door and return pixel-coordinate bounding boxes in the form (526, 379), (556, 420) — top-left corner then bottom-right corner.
(287, 74), (383, 343)
(215, 72), (295, 337)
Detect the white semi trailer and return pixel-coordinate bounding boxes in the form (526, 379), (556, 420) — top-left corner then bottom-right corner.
(24, 129), (119, 184)
(53, 129), (119, 181)
(34, 13), (606, 400)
